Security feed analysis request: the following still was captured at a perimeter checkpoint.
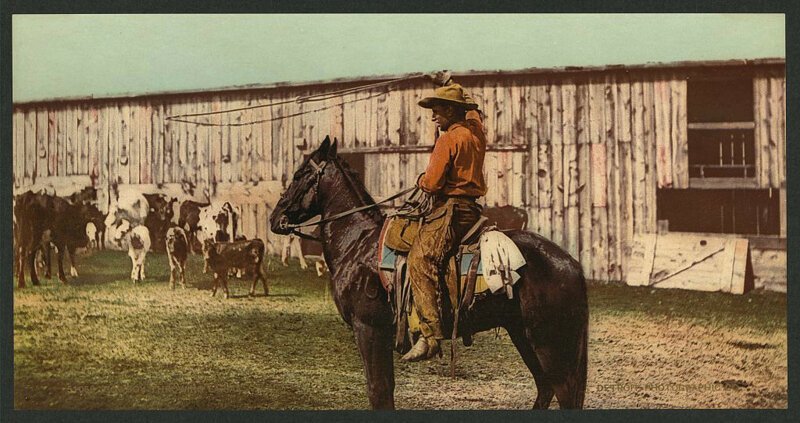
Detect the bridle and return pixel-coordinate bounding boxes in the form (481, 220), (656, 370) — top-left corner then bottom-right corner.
(277, 157), (416, 242)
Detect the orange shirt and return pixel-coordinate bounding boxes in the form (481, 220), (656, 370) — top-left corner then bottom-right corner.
(418, 110), (487, 197)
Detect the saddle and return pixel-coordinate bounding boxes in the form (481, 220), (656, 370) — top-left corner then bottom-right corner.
(377, 215), (526, 354)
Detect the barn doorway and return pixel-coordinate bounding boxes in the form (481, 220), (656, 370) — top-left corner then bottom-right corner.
(656, 188), (780, 236)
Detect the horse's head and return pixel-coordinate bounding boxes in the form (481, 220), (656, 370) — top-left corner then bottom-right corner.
(270, 135), (338, 235)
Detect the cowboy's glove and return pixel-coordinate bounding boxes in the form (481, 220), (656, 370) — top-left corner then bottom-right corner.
(415, 172), (426, 188)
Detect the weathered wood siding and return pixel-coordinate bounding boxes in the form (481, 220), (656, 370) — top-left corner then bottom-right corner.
(754, 75), (787, 189)
(12, 65), (786, 281)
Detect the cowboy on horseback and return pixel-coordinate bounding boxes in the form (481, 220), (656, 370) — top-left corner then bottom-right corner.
(401, 73), (488, 362)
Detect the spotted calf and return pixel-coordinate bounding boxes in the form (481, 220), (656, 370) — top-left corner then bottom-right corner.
(202, 238), (267, 299)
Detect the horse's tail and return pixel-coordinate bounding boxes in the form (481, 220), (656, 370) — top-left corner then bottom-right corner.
(567, 274), (589, 409)
(573, 308), (589, 408)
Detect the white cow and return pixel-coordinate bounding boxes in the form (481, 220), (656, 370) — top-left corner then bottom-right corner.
(196, 201), (238, 244)
(196, 202), (239, 273)
(112, 220), (151, 283)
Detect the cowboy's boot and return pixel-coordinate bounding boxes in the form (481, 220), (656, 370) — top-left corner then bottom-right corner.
(401, 336), (441, 362)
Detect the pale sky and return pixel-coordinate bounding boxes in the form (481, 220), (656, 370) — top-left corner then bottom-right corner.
(12, 14), (785, 102)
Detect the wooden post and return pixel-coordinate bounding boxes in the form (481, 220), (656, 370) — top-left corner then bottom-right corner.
(617, 76), (634, 280)
(526, 84), (540, 232)
(257, 94), (271, 183)
(780, 188), (787, 238)
(643, 80), (658, 232)
(56, 108), (66, 177)
(13, 111), (24, 188)
(604, 76), (621, 282)
(550, 83), (564, 246)
(631, 80), (646, 234)
(107, 104), (119, 189)
(98, 105), (109, 212)
(562, 82), (579, 258)
(671, 77), (689, 188)
(768, 77), (781, 188)
(577, 83), (593, 276)
(36, 109), (48, 181)
(129, 103), (140, 184)
(23, 109), (37, 186)
(65, 106), (74, 176)
(140, 102), (152, 184)
(754, 77), (769, 187)
(654, 78), (673, 188)
(589, 79), (608, 281)
(537, 84), (552, 240)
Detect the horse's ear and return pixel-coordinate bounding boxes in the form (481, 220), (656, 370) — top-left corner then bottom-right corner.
(318, 136), (331, 156)
(329, 138), (338, 158)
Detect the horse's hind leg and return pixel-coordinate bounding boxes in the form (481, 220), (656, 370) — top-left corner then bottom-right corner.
(534, 348), (577, 409)
(505, 324), (554, 409)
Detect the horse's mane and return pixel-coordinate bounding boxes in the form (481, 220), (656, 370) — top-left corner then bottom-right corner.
(332, 154), (384, 222)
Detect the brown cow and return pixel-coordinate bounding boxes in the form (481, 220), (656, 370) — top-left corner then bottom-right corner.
(202, 238), (267, 299)
(14, 191), (95, 287)
(143, 193), (178, 253)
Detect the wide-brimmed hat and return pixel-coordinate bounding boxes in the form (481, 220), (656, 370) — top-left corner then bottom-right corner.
(418, 84), (478, 110)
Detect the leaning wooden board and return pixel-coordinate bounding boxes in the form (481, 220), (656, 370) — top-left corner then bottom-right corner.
(625, 233), (753, 294)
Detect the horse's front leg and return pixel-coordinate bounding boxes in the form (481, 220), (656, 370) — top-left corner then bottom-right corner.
(352, 319), (395, 410)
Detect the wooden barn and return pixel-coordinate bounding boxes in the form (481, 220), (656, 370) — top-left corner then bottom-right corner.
(11, 58), (787, 291)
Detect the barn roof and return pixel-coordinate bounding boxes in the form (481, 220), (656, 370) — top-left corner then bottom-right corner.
(14, 57), (785, 106)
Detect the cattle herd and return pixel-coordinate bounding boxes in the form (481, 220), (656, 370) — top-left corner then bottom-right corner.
(12, 183), (278, 298)
(13, 184), (526, 297)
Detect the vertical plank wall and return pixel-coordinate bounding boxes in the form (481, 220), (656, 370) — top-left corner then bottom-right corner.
(12, 70), (786, 281)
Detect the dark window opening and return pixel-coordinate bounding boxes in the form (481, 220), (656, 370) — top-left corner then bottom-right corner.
(687, 77), (755, 179)
(688, 129), (755, 178)
(687, 78), (753, 123)
(657, 189), (779, 236)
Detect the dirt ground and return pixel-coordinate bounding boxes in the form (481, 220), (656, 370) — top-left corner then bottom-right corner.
(12, 250), (787, 409)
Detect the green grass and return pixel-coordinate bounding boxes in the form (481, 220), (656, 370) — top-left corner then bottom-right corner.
(12, 250), (787, 409)
(587, 281), (786, 333)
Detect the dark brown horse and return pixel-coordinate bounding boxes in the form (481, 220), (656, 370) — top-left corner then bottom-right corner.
(269, 137), (588, 409)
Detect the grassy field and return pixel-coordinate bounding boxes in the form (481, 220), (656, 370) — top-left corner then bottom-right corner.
(13, 249), (787, 409)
